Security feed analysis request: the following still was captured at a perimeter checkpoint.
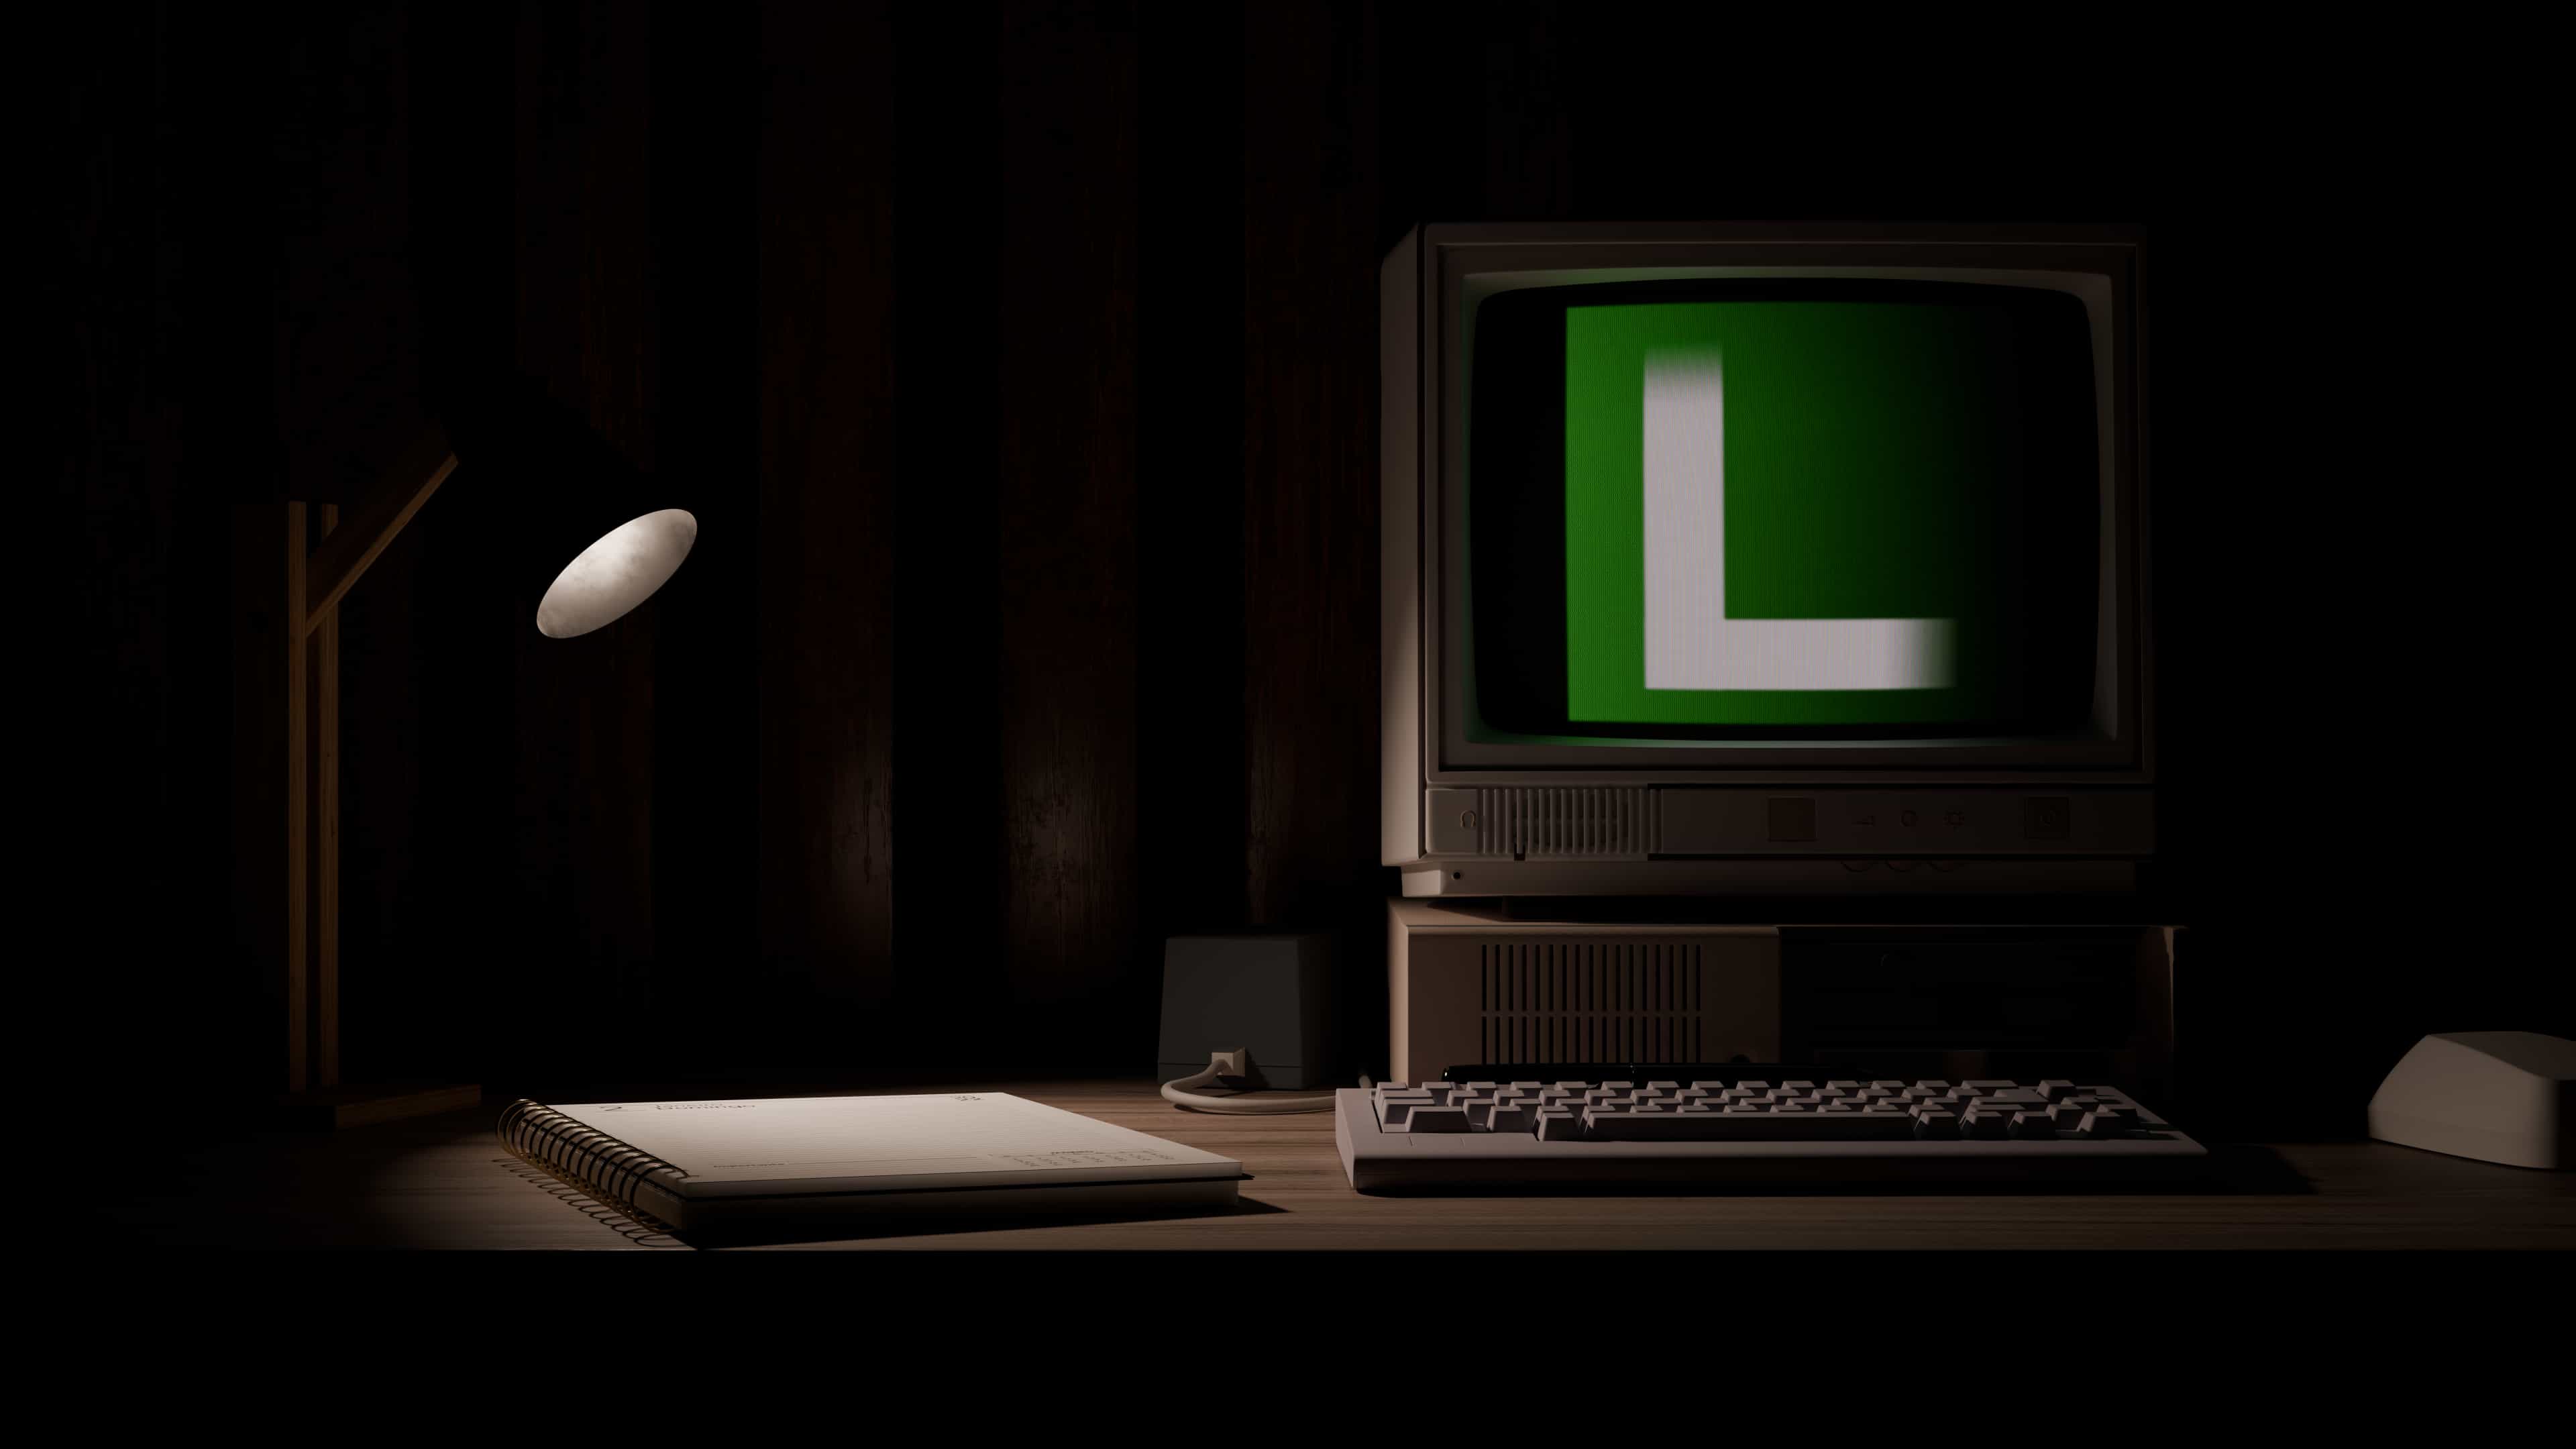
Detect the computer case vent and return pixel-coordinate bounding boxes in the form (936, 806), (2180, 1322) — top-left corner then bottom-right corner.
(1480, 942), (1703, 1062)
(1466, 787), (1654, 857)
(1390, 902), (1780, 1082)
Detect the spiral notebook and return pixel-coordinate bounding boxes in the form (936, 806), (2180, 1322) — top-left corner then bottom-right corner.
(499, 1091), (1242, 1232)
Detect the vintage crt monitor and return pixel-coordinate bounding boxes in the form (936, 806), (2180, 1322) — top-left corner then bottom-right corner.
(1384, 221), (2149, 898)
(1379, 223), (2168, 1086)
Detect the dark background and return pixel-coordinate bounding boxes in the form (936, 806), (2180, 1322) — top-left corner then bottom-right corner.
(53, 2), (2555, 1136)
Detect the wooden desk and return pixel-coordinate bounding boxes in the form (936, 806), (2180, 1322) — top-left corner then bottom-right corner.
(91, 1080), (2575, 1250)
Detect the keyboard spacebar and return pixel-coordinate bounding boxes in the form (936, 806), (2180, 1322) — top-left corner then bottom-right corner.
(1585, 1113), (1918, 1142)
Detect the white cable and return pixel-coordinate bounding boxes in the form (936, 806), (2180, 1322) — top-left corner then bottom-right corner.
(1161, 1051), (1340, 1114)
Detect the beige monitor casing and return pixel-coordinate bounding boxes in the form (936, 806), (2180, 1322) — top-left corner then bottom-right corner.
(1381, 222), (2155, 899)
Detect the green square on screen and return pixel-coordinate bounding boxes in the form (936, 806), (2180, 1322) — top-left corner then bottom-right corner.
(1562, 301), (2041, 725)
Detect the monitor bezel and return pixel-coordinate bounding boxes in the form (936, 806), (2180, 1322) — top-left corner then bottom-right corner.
(1409, 223), (2149, 786)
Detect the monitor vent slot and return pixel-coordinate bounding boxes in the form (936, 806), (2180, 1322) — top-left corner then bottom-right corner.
(1479, 942), (1703, 1063)
(1475, 788), (1653, 857)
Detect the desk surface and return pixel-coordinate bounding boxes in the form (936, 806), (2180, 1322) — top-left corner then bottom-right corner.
(95, 1079), (2575, 1250)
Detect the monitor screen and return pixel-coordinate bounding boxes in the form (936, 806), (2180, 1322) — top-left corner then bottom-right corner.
(1468, 280), (2100, 744)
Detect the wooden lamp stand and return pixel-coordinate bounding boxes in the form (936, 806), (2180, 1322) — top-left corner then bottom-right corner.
(238, 429), (481, 1128)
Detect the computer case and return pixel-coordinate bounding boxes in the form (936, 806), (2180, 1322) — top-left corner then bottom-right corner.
(1388, 900), (2176, 1102)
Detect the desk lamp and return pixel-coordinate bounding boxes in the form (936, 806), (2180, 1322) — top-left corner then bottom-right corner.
(257, 376), (694, 1127)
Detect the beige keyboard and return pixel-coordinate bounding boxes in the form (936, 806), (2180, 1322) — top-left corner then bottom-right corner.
(1335, 1074), (2207, 1191)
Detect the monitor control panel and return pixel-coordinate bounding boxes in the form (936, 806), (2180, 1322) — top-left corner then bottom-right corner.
(1424, 786), (2151, 857)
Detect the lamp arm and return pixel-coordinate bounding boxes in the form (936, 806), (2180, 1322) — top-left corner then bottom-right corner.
(303, 425), (458, 635)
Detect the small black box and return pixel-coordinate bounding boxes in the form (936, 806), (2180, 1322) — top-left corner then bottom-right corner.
(1157, 933), (1338, 1090)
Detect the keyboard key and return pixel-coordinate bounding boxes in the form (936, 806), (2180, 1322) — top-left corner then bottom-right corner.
(2037, 1080), (2079, 1100)
(1913, 1110), (1962, 1140)
(2010, 1112), (2059, 1140)
(1592, 1110), (1915, 1141)
(1535, 1110), (1585, 1141)
(2078, 1107), (2137, 1139)
(1580, 1111), (1664, 1140)
(1377, 1094), (1430, 1127)
(1960, 1106), (2014, 1140)
(1756, 1113), (1913, 1140)
(1407, 1106), (1470, 1133)
(1914, 1080), (1951, 1093)
(1488, 1105), (1536, 1134)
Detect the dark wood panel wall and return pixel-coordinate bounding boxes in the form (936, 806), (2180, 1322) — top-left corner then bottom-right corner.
(350, 0), (1421, 1082)
(58, 0), (2188, 1104)
(62, 0), (2228, 1096)
(995, 5), (1140, 1018)
(756, 3), (897, 1018)
(1242, 5), (1380, 938)
(68, 2), (2542, 1124)
(510, 0), (665, 1057)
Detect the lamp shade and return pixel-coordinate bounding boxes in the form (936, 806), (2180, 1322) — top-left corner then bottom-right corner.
(534, 508), (698, 639)
(442, 375), (696, 639)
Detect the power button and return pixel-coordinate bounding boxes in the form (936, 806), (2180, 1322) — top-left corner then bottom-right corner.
(2025, 796), (2072, 841)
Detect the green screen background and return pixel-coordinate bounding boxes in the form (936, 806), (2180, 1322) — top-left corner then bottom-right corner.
(1564, 301), (2043, 725)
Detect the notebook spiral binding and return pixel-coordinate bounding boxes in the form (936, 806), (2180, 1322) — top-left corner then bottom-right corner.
(497, 1099), (692, 1223)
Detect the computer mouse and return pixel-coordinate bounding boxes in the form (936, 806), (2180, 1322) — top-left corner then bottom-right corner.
(2368, 1031), (2575, 1169)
